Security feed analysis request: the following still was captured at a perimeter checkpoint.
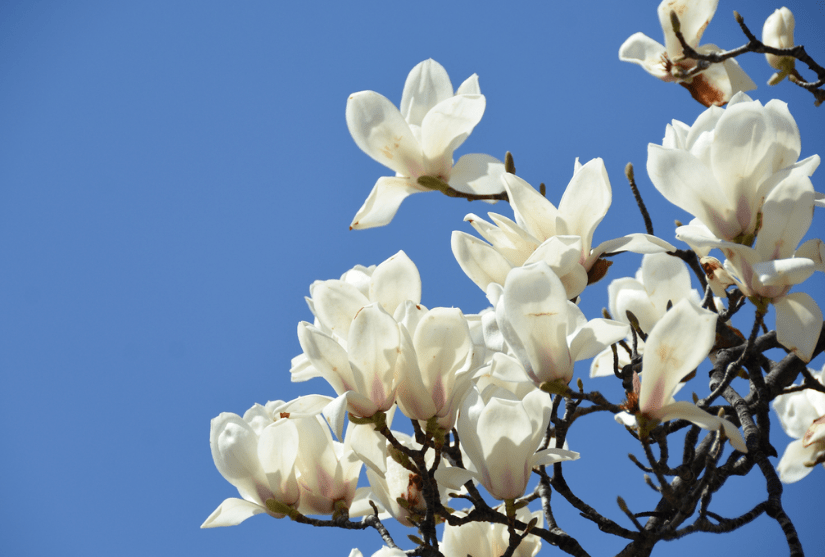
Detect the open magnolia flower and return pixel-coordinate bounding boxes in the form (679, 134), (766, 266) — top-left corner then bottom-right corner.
(346, 59), (505, 229)
(619, 0), (755, 106)
(648, 92), (820, 247)
(436, 384), (579, 500)
(629, 299), (748, 452)
(493, 261), (629, 388)
(763, 7), (796, 85)
(680, 169), (823, 362)
(590, 252), (703, 378)
(773, 365), (825, 483)
(451, 158), (674, 300)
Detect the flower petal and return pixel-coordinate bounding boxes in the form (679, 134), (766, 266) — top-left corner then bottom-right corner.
(775, 293), (823, 362)
(399, 59), (454, 128)
(618, 32), (668, 79)
(350, 176), (423, 230)
(450, 153), (506, 197)
(556, 158), (611, 252)
(658, 0), (719, 58)
(371, 250), (422, 313)
(655, 401), (748, 453)
(451, 230), (514, 291)
(201, 498), (267, 528)
(346, 91), (424, 177)
(420, 94), (486, 174)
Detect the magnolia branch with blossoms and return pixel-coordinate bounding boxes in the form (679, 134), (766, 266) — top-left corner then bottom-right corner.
(203, 2), (824, 556)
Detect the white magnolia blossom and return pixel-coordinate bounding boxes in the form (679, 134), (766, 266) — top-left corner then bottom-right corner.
(203, 397), (350, 528)
(648, 92), (820, 247)
(394, 307), (483, 429)
(619, 0), (755, 106)
(436, 385), (579, 500)
(493, 262), (629, 388)
(590, 253), (703, 378)
(773, 365), (825, 483)
(633, 299), (748, 453)
(452, 158), (674, 300)
(763, 7), (796, 85)
(346, 59), (505, 229)
(441, 508), (544, 557)
(679, 168), (822, 362)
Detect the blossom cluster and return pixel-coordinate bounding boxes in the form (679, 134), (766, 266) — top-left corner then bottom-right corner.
(204, 3), (824, 556)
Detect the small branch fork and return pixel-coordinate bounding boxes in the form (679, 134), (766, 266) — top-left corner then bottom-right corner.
(671, 10), (825, 105)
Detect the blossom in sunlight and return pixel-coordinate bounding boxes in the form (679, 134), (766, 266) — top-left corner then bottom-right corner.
(590, 252), (704, 378)
(763, 7), (796, 85)
(346, 59), (505, 229)
(619, 0), (755, 106)
(648, 92), (820, 248)
(451, 158), (674, 300)
(436, 385), (579, 500)
(630, 299), (748, 452)
(680, 168), (823, 362)
(773, 365), (825, 483)
(291, 250), (421, 383)
(493, 261), (629, 389)
(394, 307), (483, 429)
(202, 411), (302, 527)
(349, 548), (406, 557)
(441, 508), (544, 557)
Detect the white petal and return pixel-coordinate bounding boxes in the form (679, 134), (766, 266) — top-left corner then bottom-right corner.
(764, 99), (801, 170)
(557, 158), (611, 252)
(618, 32), (668, 79)
(210, 413), (269, 504)
(777, 439), (818, 483)
(655, 401), (748, 453)
(347, 304), (401, 409)
(310, 280), (370, 339)
(568, 319), (630, 363)
(589, 234), (675, 265)
(201, 498), (267, 528)
(757, 171), (814, 260)
(795, 239), (825, 274)
(420, 94), (486, 174)
(658, 0), (719, 57)
(456, 73), (480, 95)
(639, 300), (717, 413)
(451, 230), (514, 291)
(753, 258), (814, 287)
(350, 176), (423, 230)
(346, 91), (424, 176)
(502, 173), (558, 241)
(775, 293), (823, 362)
(371, 250), (422, 313)
(450, 153), (506, 196)
(400, 59), (453, 128)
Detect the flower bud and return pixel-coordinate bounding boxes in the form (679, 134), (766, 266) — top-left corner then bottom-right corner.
(763, 7), (795, 84)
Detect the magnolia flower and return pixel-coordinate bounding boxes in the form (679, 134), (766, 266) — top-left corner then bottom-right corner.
(346, 59), (505, 229)
(648, 92), (820, 246)
(297, 302), (409, 418)
(291, 250), (421, 384)
(590, 253), (703, 378)
(202, 411), (302, 527)
(493, 262), (629, 388)
(773, 365), (825, 483)
(763, 7), (796, 85)
(679, 170), (822, 361)
(436, 385), (579, 500)
(349, 548), (406, 557)
(394, 307), (482, 429)
(629, 299), (748, 452)
(452, 158), (674, 300)
(441, 508), (543, 557)
(619, 0), (755, 106)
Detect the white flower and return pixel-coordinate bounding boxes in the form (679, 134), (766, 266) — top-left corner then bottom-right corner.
(619, 0), (756, 106)
(494, 262), (629, 388)
(679, 171), (822, 361)
(763, 7), (796, 84)
(632, 299), (748, 453)
(590, 253), (703, 378)
(346, 59), (505, 229)
(441, 508), (543, 557)
(451, 158), (674, 300)
(394, 307), (482, 429)
(773, 365), (825, 483)
(202, 411), (302, 527)
(349, 548), (406, 557)
(648, 92), (820, 246)
(436, 385), (579, 500)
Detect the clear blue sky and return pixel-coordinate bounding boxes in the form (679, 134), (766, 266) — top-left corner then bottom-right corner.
(1, 1), (823, 556)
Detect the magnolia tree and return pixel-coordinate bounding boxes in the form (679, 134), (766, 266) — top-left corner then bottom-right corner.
(202, 2), (824, 556)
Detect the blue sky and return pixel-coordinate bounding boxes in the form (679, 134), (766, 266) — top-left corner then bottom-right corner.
(1, 1), (823, 556)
